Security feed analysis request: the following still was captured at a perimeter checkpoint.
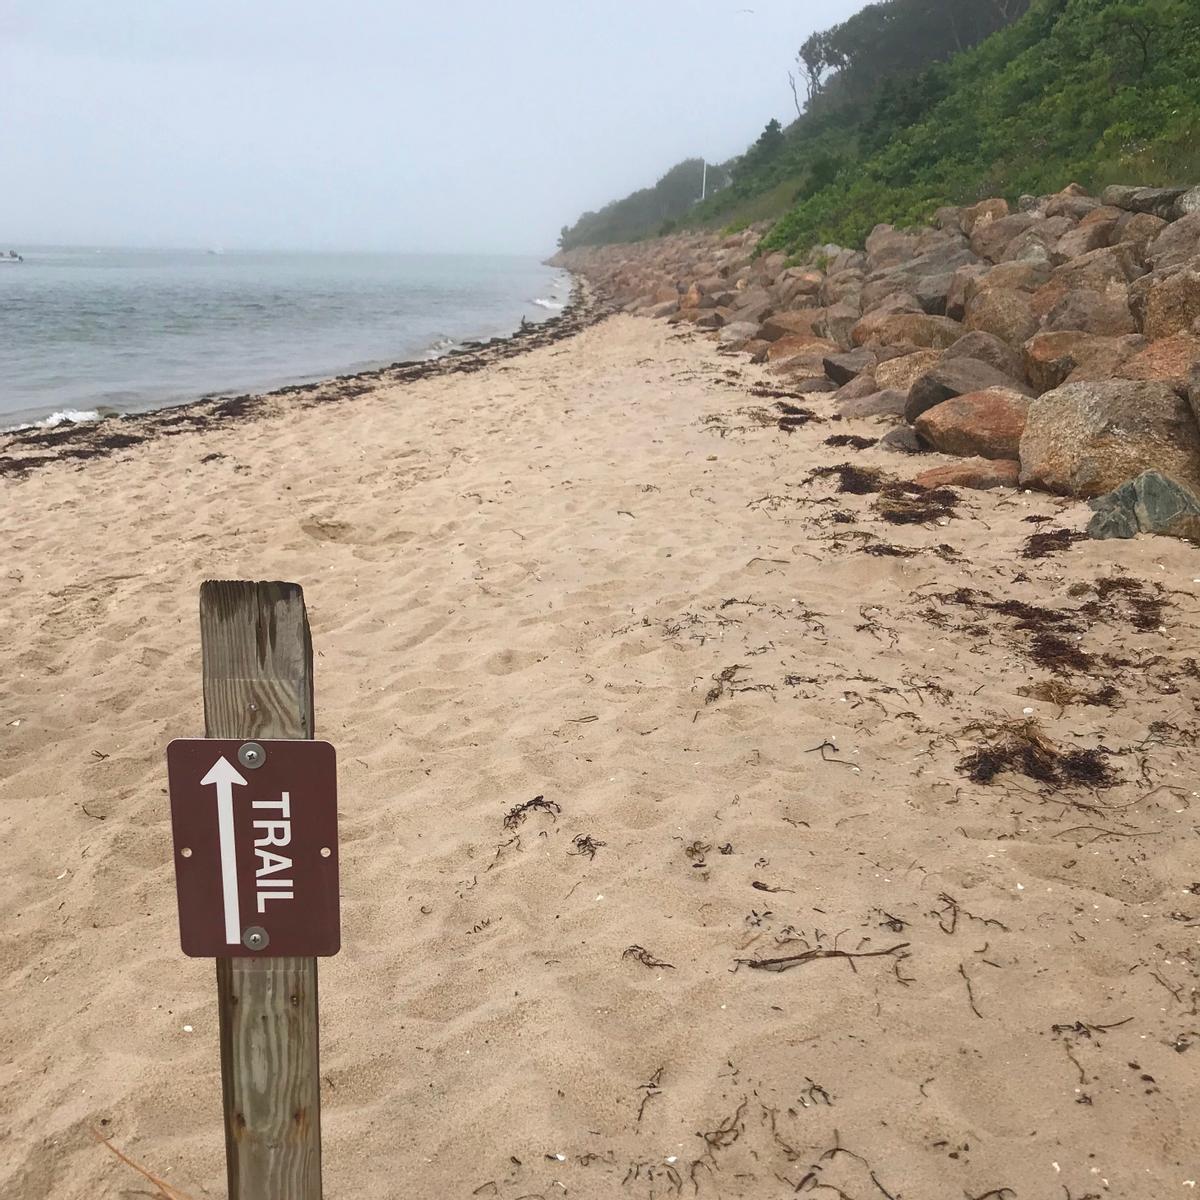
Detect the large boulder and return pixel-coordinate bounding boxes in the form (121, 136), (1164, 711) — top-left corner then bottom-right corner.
(823, 349), (877, 385)
(1003, 217), (1075, 264)
(905, 357), (1031, 423)
(1146, 213), (1200, 272)
(1019, 380), (1200, 497)
(1116, 211), (1169, 258)
(1088, 470), (1200, 542)
(964, 288), (1039, 346)
(1023, 331), (1144, 393)
(852, 312), (964, 350)
(874, 349), (941, 392)
(1175, 188), (1200, 220)
(767, 334), (839, 363)
(1044, 186), (1100, 221)
(1041, 283), (1137, 336)
(914, 389), (1031, 459)
(716, 321), (762, 349)
(962, 198), (1010, 237)
(774, 269), (824, 307)
(970, 212), (1039, 263)
(946, 264), (992, 321)
(943, 330), (1025, 380)
(759, 310), (823, 341)
(968, 260), (1052, 297)
(1143, 270), (1200, 339)
(1115, 334), (1200, 390)
(820, 302), (862, 350)
(865, 224), (920, 271)
(833, 373), (881, 403)
(914, 457), (1020, 491)
(838, 388), (909, 419)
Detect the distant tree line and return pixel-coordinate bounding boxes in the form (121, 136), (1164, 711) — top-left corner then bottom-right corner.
(557, 158), (730, 250)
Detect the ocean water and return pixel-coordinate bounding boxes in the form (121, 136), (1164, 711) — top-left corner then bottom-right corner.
(0, 248), (569, 428)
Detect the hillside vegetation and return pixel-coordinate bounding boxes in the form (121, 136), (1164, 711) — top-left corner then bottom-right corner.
(558, 0), (1200, 257)
(557, 159), (729, 251)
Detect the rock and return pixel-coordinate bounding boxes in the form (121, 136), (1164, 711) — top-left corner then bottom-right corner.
(767, 334), (838, 363)
(877, 425), (925, 454)
(905, 357), (1031, 424)
(1050, 243), (1145, 291)
(1019, 380), (1200, 497)
(851, 312), (964, 350)
(933, 206), (965, 233)
(759, 310), (824, 341)
(833, 373), (880, 403)
(1115, 334), (1200, 390)
(914, 388), (1031, 459)
(1053, 219), (1116, 263)
(1045, 190), (1102, 221)
(717, 321), (762, 349)
(912, 272), (956, 316)
(838, 388), (908, 419)
(730, 285), (774, 325)
(1101, 185), (1140, 210)
(1003, 217), (1075, 264)
(1116, 211), (1170, 257)
(790, 377), (839, 394)
(1042, 283), (1137, 336)
(648, 300), (679, 318)
(1087, 469), (1200, 542)
(820, 269), (866, 307)
(819, 302), (862, 349)
(943, 330), (1025, 381)
(914, 458), (1021, 490)
(946, 264), (991, 320)
(962, 198), (1009, 237)
(1023, 331), (1143, 393)
(746, 340), (771, 363)
(865, 224), (920, 270)
(1143, 270), (1200, 339)
(1127, 187), (1189, 220)
(1146, 213), (1200, 272)
(694, 309), (728, 329)
(970, 212), (1038, 263)
(875, 349), (942, 391)
(1174, 187), (1200, 220)
(968, 260), (1052, 297)
(823, 349), (877, 385)
(964, 288), (1039, 346)
(775, 269), (824, 307)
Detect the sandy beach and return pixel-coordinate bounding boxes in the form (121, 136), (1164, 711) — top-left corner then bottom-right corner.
(3, 311), (1199, 1198)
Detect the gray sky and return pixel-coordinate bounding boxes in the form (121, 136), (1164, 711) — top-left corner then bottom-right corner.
(1, 0), (863, 254)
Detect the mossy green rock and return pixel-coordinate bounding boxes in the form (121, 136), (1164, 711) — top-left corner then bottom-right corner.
(1087, 470), (1200, 543)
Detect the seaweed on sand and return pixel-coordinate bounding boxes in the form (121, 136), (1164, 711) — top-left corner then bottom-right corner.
(957, 719), (1117, 788)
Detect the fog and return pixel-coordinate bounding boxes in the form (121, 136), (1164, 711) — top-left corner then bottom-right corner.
(1, 0), (863, 254)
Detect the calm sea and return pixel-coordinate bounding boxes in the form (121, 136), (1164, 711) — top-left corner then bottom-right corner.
(0, 247), (569, 428)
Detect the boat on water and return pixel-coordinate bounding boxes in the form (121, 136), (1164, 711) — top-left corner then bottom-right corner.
(1, 250), (23, 264)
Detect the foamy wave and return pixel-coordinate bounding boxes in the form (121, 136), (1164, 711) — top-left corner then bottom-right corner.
(532, 297), (565, 311)
(4, 408), (101, 432)
(422, 336), (458, 360)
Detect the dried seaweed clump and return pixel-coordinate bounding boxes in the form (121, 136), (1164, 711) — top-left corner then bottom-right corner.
(805, 463), (888, 495)
(824, 434), (877, 450)
(776, 402), (819, 432)
(503, 795), (561, 829)
(873, 481), (959, 525)
(1022, 528), (1087, 559)
(957, 719), (1117, 788)
(1085, 576), (1167, 632)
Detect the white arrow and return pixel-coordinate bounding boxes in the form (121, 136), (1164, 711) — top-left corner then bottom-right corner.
(201, 755), (248, 945)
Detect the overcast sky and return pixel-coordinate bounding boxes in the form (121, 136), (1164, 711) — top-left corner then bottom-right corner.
(1, 0), (863, 254)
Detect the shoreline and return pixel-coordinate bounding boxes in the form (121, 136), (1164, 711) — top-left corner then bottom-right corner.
(0, 274), (612, 478)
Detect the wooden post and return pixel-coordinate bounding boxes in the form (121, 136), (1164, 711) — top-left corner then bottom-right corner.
(199, 580), (322, 1200)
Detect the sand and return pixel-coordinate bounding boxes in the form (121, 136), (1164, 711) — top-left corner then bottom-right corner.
(2, 312), (1199, 1199)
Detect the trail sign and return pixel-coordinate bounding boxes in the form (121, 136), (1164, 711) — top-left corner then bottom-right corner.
(166, 738), (340, 957)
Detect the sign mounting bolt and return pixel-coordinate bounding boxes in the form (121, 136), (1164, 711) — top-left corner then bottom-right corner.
(238, 742), (266, 770)
(242, 926), (270, 951)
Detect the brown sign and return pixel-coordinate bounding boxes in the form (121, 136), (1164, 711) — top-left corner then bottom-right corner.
(166, 739), (340, 957)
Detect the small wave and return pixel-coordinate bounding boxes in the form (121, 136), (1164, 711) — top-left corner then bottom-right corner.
(532, 297), (565, 311)
(4, 408), (101, 433)
(422, 335), (458, 360)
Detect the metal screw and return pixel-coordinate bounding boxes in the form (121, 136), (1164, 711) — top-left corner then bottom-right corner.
(238, 742), (266, 770)
(242, 926), (269, 951)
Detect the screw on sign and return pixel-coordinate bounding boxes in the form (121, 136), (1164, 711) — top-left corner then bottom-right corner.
(166, 738), (340, 957)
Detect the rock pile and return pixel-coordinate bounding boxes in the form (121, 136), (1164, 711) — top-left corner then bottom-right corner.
(553, 183), (1200, 522)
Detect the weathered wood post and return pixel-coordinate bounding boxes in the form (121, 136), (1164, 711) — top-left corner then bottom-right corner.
(199, 580), (322, 1199)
